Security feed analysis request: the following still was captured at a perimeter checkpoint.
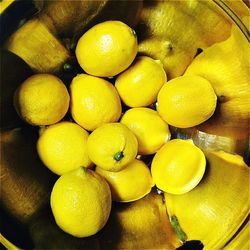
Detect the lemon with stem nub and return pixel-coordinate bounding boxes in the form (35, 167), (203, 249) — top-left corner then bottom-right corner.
(157, 75), (217, 128)
(151, 139), (206, 194)
(50, 167), (112, 237)
(87, 123), (138, 172)
(70, 74), (122, 131)
(115, 56), (167, 107)
(37, 121), (92, 175)
(164, 150), (250, 249)
(96, 159), (154, 202)
(14, 74), (69, 126)
(121, 107), (170, 155)
(76, 20), (137, 77)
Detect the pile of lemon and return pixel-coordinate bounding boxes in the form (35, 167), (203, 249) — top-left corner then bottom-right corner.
(13, 21), (217, 238)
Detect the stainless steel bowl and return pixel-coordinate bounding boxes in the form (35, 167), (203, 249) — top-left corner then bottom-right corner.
(0, 1), (249, 249)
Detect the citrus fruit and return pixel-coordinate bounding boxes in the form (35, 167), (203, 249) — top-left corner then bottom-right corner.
(151, 139), (206, 194)
(70, 74), (122, 131)
(164, 150), (250, 249)
(184, 24), (250, 128)
(87, 123), (138, 172)
(76, 20), (137, 77)
(37, 121), (92, 175)
(50, 167), (112, 237)
(14, 74), (69, 126)
(96, 159), (154, 202)
(120, 107), (170, 155)
(157, 75), (217, 128)
(136, 1), (232, 79)
(115, 56), (166, 107)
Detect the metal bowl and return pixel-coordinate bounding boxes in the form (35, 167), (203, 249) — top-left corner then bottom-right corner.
(0, 1), (249, 249)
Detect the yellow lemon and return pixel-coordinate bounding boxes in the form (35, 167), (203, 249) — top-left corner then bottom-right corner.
(37, 121), (92, 175)
(96, 159), (154, 202)
(151, 139), (206, 194)
(50, 167), (111, 237)
(87, 123), (138, 172)
(164, 151), (250, 249)
(115, 56), (167, 107)
(120, 107), (170, 155)
(76, 20), (137, 77)
(70, 74), (122, 131)
(14, 74), (69, 126)
(157, 75), (217, 128)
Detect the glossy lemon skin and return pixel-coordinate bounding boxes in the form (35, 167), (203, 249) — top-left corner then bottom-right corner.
(76, 20), (137, 77)
(87, 123), (138, 172)
(14, 74), (69, 126)
(115, 56), (167, 107)
(157, 75), (217, 128)
(70, 74), (122, 131)
(165, 150), (250, 249)
(37, 121), (92, 175)
(184, 25), (250, 128)
(223, 220), (250, 250)
(121, 107), (170, 155)
(96, 159), (154, 202)
(151, 139), (206, 194)
(50, 167), (112, 237)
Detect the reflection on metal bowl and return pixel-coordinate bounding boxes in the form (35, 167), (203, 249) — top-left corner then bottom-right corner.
(0, 0), (249, 249)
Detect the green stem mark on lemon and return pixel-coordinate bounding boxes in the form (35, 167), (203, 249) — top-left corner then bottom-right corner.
(170, 215), (187, 243)
(114, 151), (124, 161)
(87, 123), (138, 172)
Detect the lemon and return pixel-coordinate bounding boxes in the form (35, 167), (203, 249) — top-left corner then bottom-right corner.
(50, 167), (111, 237)
(184, 24), (250, 128)
(115, 56), (167, 107)
(151, 139), (206, 194)
(37, 121), (92, 175)
(164, 151), (250, 249)
(14, 74), (69, 126)
(76, 20), (137, 77)
(87, 123), (138, 172)
(157, 75), (217, 128)
(120, 107), (170, 155)
(70, 74), (122, 131)
(96, 159), (154, 202)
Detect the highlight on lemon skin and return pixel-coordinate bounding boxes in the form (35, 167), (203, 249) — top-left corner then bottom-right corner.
(157, 75), (217, 128)
(96, 159), (154, 202)
(14, 73), (69, 126)
(115, 56), (167, 107)
(164, 150), (250, 249)
(120, 107), (171, 155)
(50, 167), (112, 238)
(87, 122), (138, 172)
(151, 139), (206, 195)
(69, 73), (122, 131)
(76, 20), (138, 77)
(37, 121), (92, 175)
